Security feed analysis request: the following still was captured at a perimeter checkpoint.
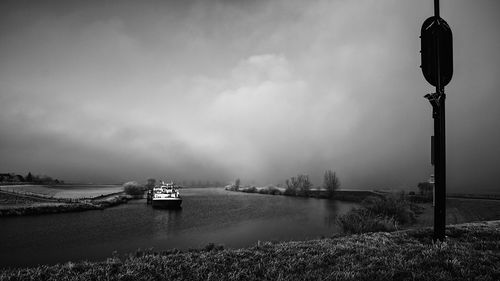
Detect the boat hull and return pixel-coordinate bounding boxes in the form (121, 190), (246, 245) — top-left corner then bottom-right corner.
(152, 198), (182, 209)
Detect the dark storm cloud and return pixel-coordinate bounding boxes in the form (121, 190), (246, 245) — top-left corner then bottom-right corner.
(1, 0), (499, 192)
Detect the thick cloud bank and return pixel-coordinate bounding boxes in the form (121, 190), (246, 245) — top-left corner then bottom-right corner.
(1, 0), (500, 192)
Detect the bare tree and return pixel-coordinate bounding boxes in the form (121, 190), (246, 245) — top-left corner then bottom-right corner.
(285, 174), (312, 196)
(323, 170), (340, 197)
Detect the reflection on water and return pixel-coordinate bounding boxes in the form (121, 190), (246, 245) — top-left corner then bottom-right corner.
(153, 209), (183, 237)
(0, 187), (357, 268)
(322, 200), (341, 228)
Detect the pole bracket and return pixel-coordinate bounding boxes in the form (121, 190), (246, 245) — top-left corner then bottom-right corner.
(424, 92), (446, 117)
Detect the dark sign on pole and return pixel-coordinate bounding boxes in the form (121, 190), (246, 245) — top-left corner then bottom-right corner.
(421, 16), (453, 88)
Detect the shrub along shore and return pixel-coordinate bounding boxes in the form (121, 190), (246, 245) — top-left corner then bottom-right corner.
(1, 220), (499, 280)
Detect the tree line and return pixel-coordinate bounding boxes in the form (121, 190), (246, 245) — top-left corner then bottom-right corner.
(0, 172), (64, 184)
(230, 169), (341, 198)
(284, 170), (340, 197)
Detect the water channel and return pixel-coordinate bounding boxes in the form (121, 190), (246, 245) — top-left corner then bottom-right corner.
(0, 187), (357, 268)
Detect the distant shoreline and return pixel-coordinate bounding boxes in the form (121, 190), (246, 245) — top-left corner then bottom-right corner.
(225, 185), (385, 202)
(226, 185), (500, 202)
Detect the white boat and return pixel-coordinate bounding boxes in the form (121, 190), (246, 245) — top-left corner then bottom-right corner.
(150, 181), (182, 209)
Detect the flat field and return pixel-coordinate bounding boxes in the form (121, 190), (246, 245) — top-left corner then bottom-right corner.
(49, 185), (123, 199)
(0, 191), (58, 207)
(0, 184), (122, 199)
(412, 197), (500, 227)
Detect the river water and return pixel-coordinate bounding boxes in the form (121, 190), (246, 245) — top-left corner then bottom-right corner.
(0, 187), (356, 268)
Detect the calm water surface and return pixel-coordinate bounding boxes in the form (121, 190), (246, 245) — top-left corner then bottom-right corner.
(0, 187), (356, 268)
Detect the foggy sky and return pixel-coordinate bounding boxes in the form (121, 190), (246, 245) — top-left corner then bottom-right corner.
(1, 0), (500, 192)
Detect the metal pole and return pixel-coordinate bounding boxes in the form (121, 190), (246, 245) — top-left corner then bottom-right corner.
(433, 0), (446, 241)
(433, 91), (446, 241)
(436, 92), (446, 241)
(434, 0), (440, 18)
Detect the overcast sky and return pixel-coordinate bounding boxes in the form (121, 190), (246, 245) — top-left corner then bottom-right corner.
(1, 0), (499, 192)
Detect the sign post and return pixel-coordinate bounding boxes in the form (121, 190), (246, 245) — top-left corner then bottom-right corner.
(420, 0), (453, 241)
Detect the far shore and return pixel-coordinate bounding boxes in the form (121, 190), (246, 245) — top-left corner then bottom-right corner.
(0, 184), (142, 217)
(226, 185), (388, 202)
(226, 184), (500, 202)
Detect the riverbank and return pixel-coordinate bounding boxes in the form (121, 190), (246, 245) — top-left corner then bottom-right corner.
(226, 185), (385, 202)
(1, 220), (498, 280)
(0, 191), (133, 217)
(0, 185), (136, 217)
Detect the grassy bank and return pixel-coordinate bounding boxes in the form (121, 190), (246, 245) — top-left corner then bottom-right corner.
(0, 193), (130, 217)
(0, 188), (132, 217)
(0, 202), (102, 216)
(1, 220), (499, 280)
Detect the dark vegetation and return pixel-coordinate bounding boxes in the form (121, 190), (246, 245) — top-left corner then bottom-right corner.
(337, 196), (423, 234)
(0, 172), (63, 185)
(1, 221), (499, 280)
(123, 181), (145, 196)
